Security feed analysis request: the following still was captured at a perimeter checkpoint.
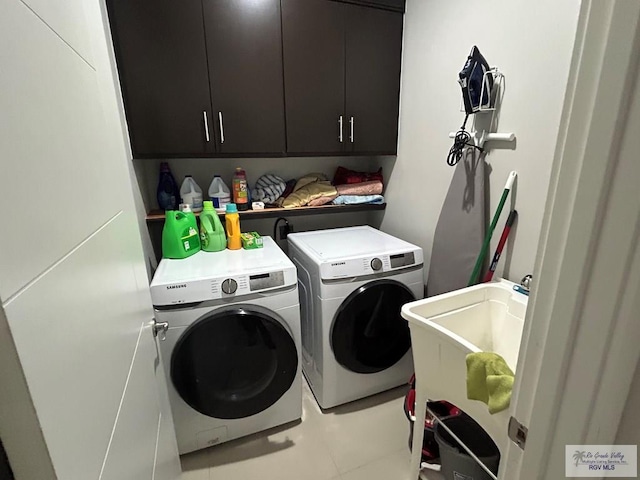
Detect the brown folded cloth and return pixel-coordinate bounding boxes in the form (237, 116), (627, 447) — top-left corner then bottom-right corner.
(336, 180), (383, 196)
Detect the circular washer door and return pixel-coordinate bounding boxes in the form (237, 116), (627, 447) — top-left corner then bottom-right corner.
(171, 306), (298, 419)
(331, 280), (415, 374)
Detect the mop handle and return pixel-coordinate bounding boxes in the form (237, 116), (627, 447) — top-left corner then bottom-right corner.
(468, 171), (517, 286)
(483, 210), (518, 282)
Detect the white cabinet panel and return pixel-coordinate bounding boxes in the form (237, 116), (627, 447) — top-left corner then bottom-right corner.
(0, 0), (130, 300)
(3, 213), (150, 480)
(19, 0), (95, 65)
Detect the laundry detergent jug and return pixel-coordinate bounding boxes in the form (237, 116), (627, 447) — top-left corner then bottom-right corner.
(180, 175), (203, 213)
(208, 175), (231, 212)
(162, 210), (201, 259)
(156, 162), (180, 210)
(199, 201), (226, 252)
(225, 203), (242, 250)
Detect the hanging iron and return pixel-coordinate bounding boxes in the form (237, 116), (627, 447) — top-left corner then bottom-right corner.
(459, 46), (494, 114)
(447, 46), (494, 166)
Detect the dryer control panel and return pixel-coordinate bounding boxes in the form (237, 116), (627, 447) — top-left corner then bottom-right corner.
(320, 250), (419, 280)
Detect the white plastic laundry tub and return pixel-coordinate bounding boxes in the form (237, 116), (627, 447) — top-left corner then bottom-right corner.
(401, 279), (528, 457)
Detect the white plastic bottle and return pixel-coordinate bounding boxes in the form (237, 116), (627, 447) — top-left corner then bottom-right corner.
(180, 175), (203, 213)
(208, 175), (231, 212)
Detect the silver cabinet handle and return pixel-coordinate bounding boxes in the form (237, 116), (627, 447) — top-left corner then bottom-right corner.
(218, 111), (225, 144)
(349, 116), (354, 143)
(203, 111), (210, 142)
(338, 115), (343, 143)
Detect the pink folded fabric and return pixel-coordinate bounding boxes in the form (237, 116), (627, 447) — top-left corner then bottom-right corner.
(308, 194), (338, 207)
(336, 180), (383, 196)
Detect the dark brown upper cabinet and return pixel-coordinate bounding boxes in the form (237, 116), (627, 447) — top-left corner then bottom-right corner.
(202, 0), (286, 155)
(108, 0), (403, 158)
(282, 0), (346, 154)
(345, 5), (403, 154)
(107, 0), (214, 158)
(282, 0), (403, 155)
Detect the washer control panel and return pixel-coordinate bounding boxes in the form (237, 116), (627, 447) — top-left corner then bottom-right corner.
(370, 258), (383, 271)
(212, 271), (286, 297)
(151, 264), (297, 306)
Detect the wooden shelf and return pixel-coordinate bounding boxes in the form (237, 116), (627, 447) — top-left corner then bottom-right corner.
(146, 203), (386, 222)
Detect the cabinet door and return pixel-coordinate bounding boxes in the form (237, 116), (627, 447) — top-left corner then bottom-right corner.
(107, 0), (213, 157)
(203, 0), (286, 155)
(345, 5), (403, 154)
(282, 0), (346, 154)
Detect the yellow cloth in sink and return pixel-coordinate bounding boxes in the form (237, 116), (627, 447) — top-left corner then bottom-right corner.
(466, 352), (515, 414)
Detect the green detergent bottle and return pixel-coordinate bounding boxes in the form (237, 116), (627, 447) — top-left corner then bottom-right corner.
(162, 210), (201, 259)
(199, 201), (227, 252)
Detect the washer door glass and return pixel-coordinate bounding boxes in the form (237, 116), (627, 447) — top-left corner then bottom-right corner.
(331, 280), (414, 374)
(171, 307), (298, 419)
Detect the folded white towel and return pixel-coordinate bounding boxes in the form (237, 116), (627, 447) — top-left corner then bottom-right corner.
(332, 195), (384, 205)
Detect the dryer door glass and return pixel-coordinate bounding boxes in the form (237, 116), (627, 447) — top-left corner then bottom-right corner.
(171, 307), (298, 419)
(331, 280), (414, 373)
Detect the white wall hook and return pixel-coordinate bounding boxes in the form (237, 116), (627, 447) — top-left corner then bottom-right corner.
(448, 130), (516, 149)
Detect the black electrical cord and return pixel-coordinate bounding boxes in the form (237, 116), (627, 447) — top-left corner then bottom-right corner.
(447, 114), (483, 166)
(273, 217), (289, 242)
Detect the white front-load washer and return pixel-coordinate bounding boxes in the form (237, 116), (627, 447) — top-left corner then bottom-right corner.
(150, 237), (301, 454)
(288, 226), (424, 409)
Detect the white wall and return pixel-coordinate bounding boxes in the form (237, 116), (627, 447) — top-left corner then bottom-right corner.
(379, 0), (581, 284)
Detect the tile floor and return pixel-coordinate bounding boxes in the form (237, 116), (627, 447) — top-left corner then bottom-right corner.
(180, 379), (444, 480)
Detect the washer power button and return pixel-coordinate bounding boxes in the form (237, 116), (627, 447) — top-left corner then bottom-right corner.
(370, 258), (383, 271)
(221, 278), (238, 295)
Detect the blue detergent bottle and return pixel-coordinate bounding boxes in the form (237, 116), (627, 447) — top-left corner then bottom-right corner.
(157, 162), (180, 210)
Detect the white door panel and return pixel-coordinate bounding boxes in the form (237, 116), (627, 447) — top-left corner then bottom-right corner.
(0, 0), (180, 478)
(0, 0), (130, 300)
(3, 213), (148, 479)
(100, 323), (160, 480)
(19, 0), (95, 66)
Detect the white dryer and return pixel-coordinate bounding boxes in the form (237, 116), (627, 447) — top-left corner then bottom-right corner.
(288, 226), (424, 409)
(150, 237), (301, 454)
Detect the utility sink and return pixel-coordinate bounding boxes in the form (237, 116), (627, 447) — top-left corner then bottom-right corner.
(401, 279), (528, 454)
